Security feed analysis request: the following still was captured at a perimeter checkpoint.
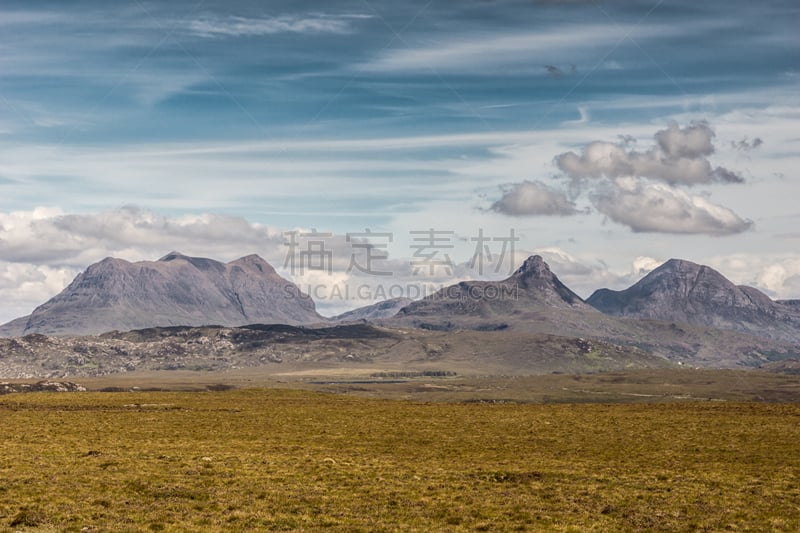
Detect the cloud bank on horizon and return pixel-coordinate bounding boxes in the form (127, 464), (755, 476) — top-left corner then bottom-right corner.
(0, 0), (798, 321)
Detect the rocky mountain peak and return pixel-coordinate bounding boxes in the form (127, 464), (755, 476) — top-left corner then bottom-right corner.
(391, 254), (590, 326)
(512, 255), (551, 279)
(158, 251), (187, 262)
(506, 255), (585, 306)
(228, 254), (277, 275)
(653, 258), (719, 279)
(660, 258), (699, 270)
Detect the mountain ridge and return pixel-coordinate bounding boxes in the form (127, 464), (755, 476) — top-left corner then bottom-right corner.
(586, 258), (800, 343)
(2, 253), (799, 370)
(0, 252), (323, 336)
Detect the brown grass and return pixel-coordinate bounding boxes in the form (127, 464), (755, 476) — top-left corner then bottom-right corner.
(1, 390), (799, 531)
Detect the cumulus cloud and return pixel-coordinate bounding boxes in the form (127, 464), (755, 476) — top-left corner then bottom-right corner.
(555, 121), (743, 186)
(654, 121), (715, 158)
(591, 181), (753, 235)
(631, 256), (661, 277)
(0, 261), (77, 322)
(707, 254), (800, 299)
(548, 121), (753, 235)
(490, 180), (579, 216)
(783, 275), (800, 297)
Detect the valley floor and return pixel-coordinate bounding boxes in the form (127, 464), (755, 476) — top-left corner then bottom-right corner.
(1, 386), (799, 531)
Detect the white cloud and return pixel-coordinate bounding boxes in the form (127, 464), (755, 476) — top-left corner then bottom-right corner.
(0, 206), (286, 267)
(365, 23), (696, 73)
(0, 261), (77, 323)
(526, 247), (617, 297)
(0, 10), (66, 26)
(591, 181), (753, 235)
(188, 14), (368, 37)
(563, 106), (591, 126)
(490, 180), (579, 216)
(555, 122), (743, 186)
(707, 253), (800, 299)
(631, 256), (661, 277)
(654, 121), (715, 159)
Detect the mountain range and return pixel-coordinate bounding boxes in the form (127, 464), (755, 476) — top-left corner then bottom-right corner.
(383, 255), (800, 367)
(1, 252), (799, 371)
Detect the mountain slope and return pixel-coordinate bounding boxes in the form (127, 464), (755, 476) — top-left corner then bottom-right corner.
(587, 259), (800, 343)
(393, 255), (594, 328)
(332, 298), (414, 322)
(0, 252), (323, 336)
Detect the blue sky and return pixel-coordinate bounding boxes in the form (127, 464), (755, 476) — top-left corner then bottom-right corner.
(0, 0), (799, 319)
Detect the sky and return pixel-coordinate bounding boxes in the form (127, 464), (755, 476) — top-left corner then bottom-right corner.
(0, 0), (799, 320)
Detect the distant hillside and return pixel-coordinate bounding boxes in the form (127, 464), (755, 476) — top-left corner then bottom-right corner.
(0, 323), (671, 379)
(587, 259), (800, 343)
(0, 252), (323, 336)
(332, 298), (414, 322)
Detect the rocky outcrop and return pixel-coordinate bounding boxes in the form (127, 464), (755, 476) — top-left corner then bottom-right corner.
(0, 380), (86, 394)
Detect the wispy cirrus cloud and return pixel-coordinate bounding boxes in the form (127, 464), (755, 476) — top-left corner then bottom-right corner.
(187, 13), (371, 37)
(364, 27), (611, 72)
(362, 20), (722, 73)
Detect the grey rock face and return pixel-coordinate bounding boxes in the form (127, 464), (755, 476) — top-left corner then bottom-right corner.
(587, 259), (800, 342)
(0, 252), (323, 336)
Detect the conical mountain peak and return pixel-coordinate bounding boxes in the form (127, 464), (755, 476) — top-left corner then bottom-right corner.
(512, 255), (551, 279)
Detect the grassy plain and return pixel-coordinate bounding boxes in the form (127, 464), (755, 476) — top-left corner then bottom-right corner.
(1, 387), (799, 531)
